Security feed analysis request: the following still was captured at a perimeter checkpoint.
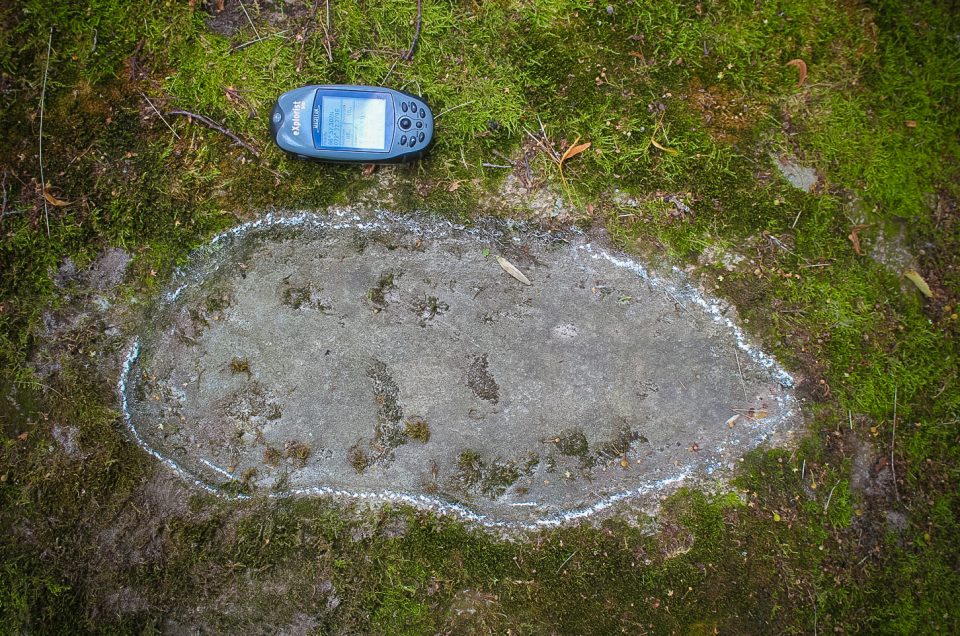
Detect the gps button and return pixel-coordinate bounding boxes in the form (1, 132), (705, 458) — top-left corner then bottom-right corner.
(399, 117), (412, 130)
(418, 132), (425, 142)
(415, 121), (423, 129)
(401, 102), (408, 113)
(400, 135), (407, 145)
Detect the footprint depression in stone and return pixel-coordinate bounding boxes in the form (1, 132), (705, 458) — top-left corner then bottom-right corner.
(121, 213), (800, 527)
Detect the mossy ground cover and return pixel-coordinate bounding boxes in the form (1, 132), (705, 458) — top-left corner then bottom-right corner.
(1, 0), (957, 632)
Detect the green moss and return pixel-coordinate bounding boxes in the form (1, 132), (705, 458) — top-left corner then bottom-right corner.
(229, 356), (251, 375)
(1, 0), (958, 632)
(403, 417), (430, 443)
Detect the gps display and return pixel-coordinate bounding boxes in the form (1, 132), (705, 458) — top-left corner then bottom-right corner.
(319, 95), (387, 151)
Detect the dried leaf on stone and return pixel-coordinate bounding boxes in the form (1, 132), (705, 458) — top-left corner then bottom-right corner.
(43, 187), (71, 207)
(848, 224), (870, 255)
(496, 255), (532, 286)
(786, 58), (807, 86)
(904, 269), (933, 298)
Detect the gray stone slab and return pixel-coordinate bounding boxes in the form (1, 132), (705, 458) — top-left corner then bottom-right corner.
(120, 211), (800, 528)
(772, 153), (819, 193)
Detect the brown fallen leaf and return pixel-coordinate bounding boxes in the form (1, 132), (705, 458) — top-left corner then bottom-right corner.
(905, 120), (918, 128)
(904, 269), (933, 298)
(496, 255), (532, 286)
(43, 187), (71, 207)
(361, 163), (376, 177)
(447, 180), (461, 192)
(848, 224), (870, 255)
(17, 432), (28, 441)
(786, 59), (807, 86)
(559, 137), (592, 168)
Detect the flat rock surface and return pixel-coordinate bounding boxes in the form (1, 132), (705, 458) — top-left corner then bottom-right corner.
(122, 212), (800, 527)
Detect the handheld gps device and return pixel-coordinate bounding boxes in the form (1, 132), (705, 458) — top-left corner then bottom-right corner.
(269, 85), (433, 164)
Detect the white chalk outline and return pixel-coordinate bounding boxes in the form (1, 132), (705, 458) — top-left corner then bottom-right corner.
(118, 210), (799, 530)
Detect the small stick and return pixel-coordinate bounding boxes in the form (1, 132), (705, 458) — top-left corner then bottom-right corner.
(791, 207), (803, 229)
(891, 386), (900, 502)
(481, 163), (512, 169)
(403, 0), (423, 61)
(666, 291), (690, 314)
(237, 0), (261, 39)
(39, 27), (53, 237)
(1, 170), (7, 216)
(848, 410), (853, 430)
(556, 550), (577, 574)
(168, 110), (260, 157)
(382, 56), (401, 84)
(524, 128), (559, 163)
(233, 30), (288, 52)
(435, 100), (476, 120)
(139, 91), (181, 139)
(320, 0), (334, 62)
(537, 115), (561, 162)
(824, 481), (838, 513)
(729, 407), (761, 422)
(734, 347), (748, 401)
(801, 458), (806, 481)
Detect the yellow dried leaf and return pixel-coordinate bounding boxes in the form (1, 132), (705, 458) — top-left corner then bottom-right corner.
(904, 269), (933, 298)
(43, 188), (71, 207)
(447, 180), (461, 192)
(650, 137), (678, 155)
(773, 511), (781, 522)
(496, 255), (532, 286)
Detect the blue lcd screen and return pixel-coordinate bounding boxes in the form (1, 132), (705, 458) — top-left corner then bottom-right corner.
(317, 95), (387, 151)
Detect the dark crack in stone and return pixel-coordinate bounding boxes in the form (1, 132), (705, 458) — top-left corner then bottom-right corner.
(466, 353), (500, 404)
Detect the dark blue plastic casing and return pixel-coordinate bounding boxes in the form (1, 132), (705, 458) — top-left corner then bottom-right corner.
(270, 85), (433, 163)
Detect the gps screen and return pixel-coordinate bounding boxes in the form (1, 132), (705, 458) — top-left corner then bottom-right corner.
(319, 95), (387, 151)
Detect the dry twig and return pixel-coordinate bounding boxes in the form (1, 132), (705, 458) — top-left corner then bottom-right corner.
(1, 170), (7, 217)
(237, 0), (261, 39)
(320, 0), (334, 62)
(891, 386), (900, 502)
(403, 0), (423, 60)
(39, 28), (52, 237)
(139, 91), (180, 139)
(168, 110), (260, 157)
